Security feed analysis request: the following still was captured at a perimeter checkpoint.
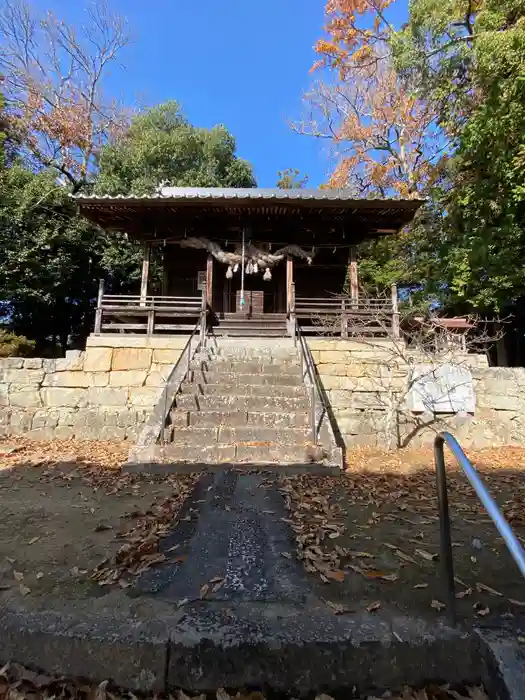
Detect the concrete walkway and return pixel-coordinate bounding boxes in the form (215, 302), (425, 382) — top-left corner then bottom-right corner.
(0, 468), (523, 697)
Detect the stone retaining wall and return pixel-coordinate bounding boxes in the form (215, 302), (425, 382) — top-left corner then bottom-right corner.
(0, 335), (188, 441)
(308, 339), (525, 449)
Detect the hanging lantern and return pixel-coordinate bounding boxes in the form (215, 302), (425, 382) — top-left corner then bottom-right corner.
(263, 267), (272, 281)
(253, 263), (259, 274)
(233, 263), (239, 273)
(226, 265), (233, 279)
(246, 262), (252, 274)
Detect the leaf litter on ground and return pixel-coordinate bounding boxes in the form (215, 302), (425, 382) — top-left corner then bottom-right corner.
(0, 662), (490, 700)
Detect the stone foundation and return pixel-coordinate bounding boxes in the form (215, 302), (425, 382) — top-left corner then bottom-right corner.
(0, 335), (189, 440)
(307, 339), (525, 449)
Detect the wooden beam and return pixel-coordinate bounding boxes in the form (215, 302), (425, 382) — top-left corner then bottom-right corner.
(140, 243), (151, 307)
(206, 254), (213, 308)
(349, 245), (358, 304)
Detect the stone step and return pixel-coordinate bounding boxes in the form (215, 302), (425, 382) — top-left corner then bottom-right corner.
(166, 426), (310, 445)
(175, 393), (310, 412)
(180, 382), (306, 399)
(160, 442), (316, 464)
(190, 361), (300, 374)
(170, 409), (310, 429)
(188, 370), (303, 387)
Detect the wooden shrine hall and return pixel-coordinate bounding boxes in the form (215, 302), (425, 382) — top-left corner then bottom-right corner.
(75, 187), (422, 337)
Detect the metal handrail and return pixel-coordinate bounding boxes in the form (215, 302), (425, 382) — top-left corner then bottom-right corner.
(160, 310), (208, 444)
(434, 432), (525, 625)
(294, 321), (332, 445)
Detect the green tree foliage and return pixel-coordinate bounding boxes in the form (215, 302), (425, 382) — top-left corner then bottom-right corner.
(0, 166), (104, 352)
(95, 101), (255, 195)
(394, 0), (525, 312)
(0, 101), (256, 353)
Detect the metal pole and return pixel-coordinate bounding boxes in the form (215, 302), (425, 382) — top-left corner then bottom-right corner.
(441, 432), (525, 578)
(187, 335), (192, 377)
(434, 435), (457, 626)
(311, 384), (316, 445)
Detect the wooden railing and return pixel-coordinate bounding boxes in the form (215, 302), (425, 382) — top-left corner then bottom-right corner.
(292, 284), (400, 338)
(94, 280), (206, 334)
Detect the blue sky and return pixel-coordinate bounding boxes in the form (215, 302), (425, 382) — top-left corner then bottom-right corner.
(38, 1), (408, 187)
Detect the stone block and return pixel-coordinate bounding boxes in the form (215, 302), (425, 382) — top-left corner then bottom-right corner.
(152, 349), (178, 364)
(317, 363), (345, 377)
(9, 409), (35, 432)
(3, 369), (45, 385)
(42, 359), (57, 373)
(26, 428), (56, 440)
(83, 347), (112, 373)
(9, 387), (42, 408)
(57, 409), (77, 426)
(0, 358), (23, 369)
(32, 410), (59, 430)
(55, 351), (84, 372)
(0, 385), (8, 407)
(128, 387), (161, 407)
(318, 350), (346, 364)
(112, 348), (152, 371)
(0, 409), (11, 428)
(42, 371), (91, 388)
(99, 425), (126, 440)
(86, 386), (128, 407)
(85, 372), (110, 387)
(116, 409), (138, 428)
(109, 370), (148, 387)
(41, 387), (86, 408)
(346, 362), (382, 378)
(125, 425), (141, 440)
(23, 358), (43, 369)
(477, 393), (521, 411)
(145, 364), (171, 386)
(54, 426), (76, 440)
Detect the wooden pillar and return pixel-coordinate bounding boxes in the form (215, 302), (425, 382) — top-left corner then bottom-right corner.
(94, 278), (104, 334)
(391, 283), (400, 339)
(206, 254), (213, 308)
(286, 257), (294, 314)
(162, 245), (169, 296)
(349, 245), (358, 305)
(140, 243), (151, 307)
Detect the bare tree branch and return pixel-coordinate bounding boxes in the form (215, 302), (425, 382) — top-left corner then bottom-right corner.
(0, 0), (132, 189)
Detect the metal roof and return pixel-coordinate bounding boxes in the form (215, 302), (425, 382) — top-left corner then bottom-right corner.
(72, 187), (424, 243)
(72, 186), (425, 207)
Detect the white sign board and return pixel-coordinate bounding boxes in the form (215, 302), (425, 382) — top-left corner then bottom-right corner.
(407, 364), (475, 414)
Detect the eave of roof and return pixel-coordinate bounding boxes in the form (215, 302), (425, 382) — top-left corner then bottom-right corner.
(72, 186), (425, 209)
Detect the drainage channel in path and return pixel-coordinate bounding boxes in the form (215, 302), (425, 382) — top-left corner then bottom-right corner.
(132, 469), (524, 699)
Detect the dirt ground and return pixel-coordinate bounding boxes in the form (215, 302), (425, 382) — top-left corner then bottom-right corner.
(0, 438), (197, 611)
(280, 445), (525, 625)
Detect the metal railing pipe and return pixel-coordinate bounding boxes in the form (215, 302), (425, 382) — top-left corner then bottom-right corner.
(434, 432), (525, 626)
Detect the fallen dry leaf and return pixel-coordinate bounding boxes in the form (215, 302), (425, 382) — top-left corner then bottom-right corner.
(431, 599), (446, 611)
(415, 548), (438, 562)
(27, 536), (40, 545)
(476, 582), (503, 597)
(13, 571), (23, 582)
(366, 600), (381, 613)
(199, 583), (210, 599)
(19, 584), (30, 596)
(324, 569), (345, 582)
(413, 583), (428, 589)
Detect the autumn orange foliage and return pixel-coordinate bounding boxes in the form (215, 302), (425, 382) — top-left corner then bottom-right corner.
(302, 0), (441, 197)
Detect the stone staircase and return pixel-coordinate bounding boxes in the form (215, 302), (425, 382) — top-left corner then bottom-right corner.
(161, 338), (336, 465)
